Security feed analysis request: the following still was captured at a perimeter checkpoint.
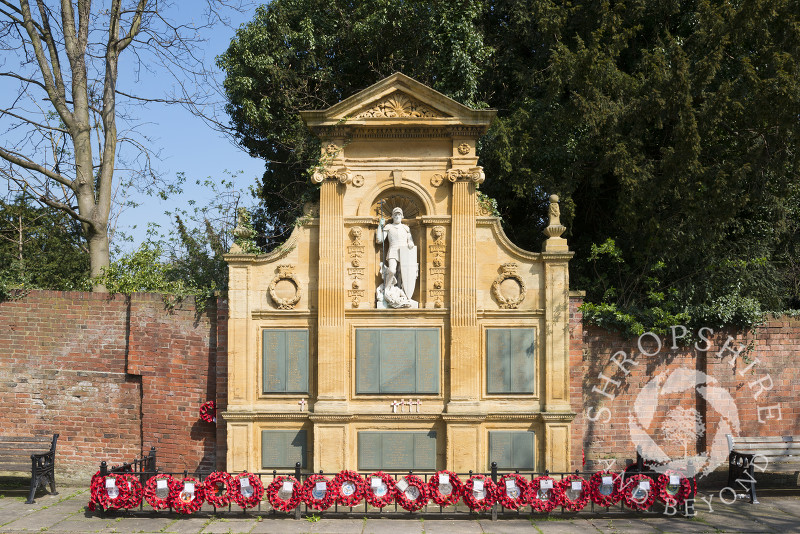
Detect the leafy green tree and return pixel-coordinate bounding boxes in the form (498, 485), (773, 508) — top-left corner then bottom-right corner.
(217, 0), (491, 250)
(220, 0), (800, 331)
(0, 193), (90, 294)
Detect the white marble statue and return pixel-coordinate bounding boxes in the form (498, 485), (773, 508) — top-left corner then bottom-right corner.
(376, 207), (418, 308)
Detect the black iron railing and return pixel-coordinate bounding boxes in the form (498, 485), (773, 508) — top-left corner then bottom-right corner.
(95, 456), (694, 520)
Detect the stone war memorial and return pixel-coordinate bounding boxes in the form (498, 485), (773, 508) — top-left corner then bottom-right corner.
(223, 73), (574, 475)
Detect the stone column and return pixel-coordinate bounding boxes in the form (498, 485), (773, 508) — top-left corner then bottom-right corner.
(447, 171), (481, 412)
(315, 178), (348, 412)
(542, 195), (572, 412)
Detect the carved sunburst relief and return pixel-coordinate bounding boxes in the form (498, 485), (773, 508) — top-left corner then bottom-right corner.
(354, 92), (441, 119)
(371, 192), (423, 219)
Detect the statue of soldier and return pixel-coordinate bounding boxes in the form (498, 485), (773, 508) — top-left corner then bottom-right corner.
(376, 207), (418, 307)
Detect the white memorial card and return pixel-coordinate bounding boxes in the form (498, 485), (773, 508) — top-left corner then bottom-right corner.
(282, 481), (294, 493)
(371, 477), (382, 488)
(473, 479), (484, 491)
(156, 479), (168, 490)
(669, 475), (681, 485)
(396, 479), (408, 492)
(639, 480), (651, 490)
(540, 479), (553, 489)
(571, 481), (582, 491)
(240, 477), (251, 488)
(185, 482), (195, 493)
(505, 479), (517, 489)
(315, 481), (327, 492)
(602, 476), (613, 485)
(105, 478), (116, 489)
(439, 474), (449, 485)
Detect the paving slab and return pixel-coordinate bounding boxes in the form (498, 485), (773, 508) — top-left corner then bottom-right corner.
(421, 518), (483, 533)
(46, 517), (117, 532)
(249, 518), (314, 533)
(200, 517), (257, 533)
(307, 518), (366, 533)
(2, 506), (79, 531)
(162, 517), (216, 533)
(587, 517), (660, 532)
(363, 518), (421, 533)
(683, 507), (773, 533)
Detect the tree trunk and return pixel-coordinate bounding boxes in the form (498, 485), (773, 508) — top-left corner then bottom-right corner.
(88, 229), (109, 292)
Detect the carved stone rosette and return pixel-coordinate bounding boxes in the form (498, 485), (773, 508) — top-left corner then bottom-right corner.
(491, 262), (526, 309)
(428, 226), (447, 308)
(347, 226), (366, 307)
(269, 264), (302, 309)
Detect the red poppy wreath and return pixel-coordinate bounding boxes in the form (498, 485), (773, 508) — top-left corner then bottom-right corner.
(332, 470), (365, 507)
(427, 470), (462, 507)
(199, 401), (216, 423)
(497, 473), (528, 510)
(89, 472), (134, 511)
(144, 474), (181, 510)
(655, 471), (694, 507)
(525, 475), (563, 513)
(169, 476), (205, 514)
(621, 473), (656, 511)
(555, 474), (590, 512)
(588, 471), (623, 507)
(301, 473), (334, 511)
(231, 472), (264, 510)
(363, 471), (396, 508)
(266, 475), (301, 512)
(462, 474), (496, 512)
(204, 471), (234, 508)
(394, 474), (429, 512)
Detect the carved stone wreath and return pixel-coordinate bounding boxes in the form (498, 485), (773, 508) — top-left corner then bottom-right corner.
(491, 263), (526, 309)
(269, 265), (302, 310)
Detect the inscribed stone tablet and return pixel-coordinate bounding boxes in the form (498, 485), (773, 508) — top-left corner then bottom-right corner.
(380, 331), (416, 392)
(356, 330), (380, 393)
(285, 330), (308, 392)
(509, 329), (535, 393)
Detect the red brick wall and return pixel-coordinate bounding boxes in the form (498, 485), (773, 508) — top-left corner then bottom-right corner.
(0, 290), (221, 481)
(569, 295), (800, 473)
(2, 290), (797, 481)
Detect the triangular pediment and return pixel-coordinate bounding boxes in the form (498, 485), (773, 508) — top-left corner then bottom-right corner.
(300, 73), (494, 128)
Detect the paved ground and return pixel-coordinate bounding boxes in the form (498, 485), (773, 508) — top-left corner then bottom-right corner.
(1, 486), (799, 533)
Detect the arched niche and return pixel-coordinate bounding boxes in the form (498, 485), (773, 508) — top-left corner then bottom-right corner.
(357, 180), (434, 217)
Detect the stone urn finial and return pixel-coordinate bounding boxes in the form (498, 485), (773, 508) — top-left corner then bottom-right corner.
(233, 208), (255, 240)
(543, 194), (566, 238)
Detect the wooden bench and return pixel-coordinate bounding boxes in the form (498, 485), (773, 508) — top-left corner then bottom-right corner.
(0, 434), (58, 504)
(727, 434), (800, 504)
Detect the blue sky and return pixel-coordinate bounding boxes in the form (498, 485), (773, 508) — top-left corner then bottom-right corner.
(111, 3), (266, 253)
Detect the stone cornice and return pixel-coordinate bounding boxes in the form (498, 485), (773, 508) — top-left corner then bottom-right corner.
(308, 414), (355, 423)
(221, 411), (309, 422)
(540, 252), (575, 261)
(222, 410), (576, 424)
(251, 310), (315, 319)
(346, 308), (448, 318)
(539, 412), (577, 423)
(478, 309), (545, 319)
